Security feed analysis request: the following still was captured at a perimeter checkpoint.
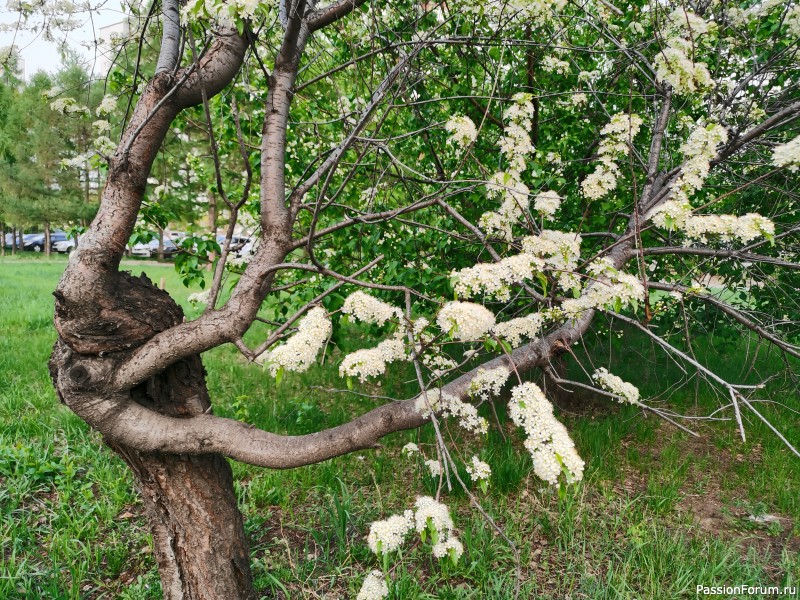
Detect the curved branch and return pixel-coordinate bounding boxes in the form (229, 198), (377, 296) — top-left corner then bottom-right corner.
(307, 0), (369, 31)
(638, 246), (800, 270)
(647, 281), (800, 359)
(79, 310), (596, 469)
(155, 0), (181, 74)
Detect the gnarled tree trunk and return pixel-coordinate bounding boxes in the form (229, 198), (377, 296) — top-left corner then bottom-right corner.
(49, 271), (254, 599)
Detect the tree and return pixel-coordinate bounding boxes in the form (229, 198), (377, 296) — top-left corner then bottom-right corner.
(0, 64), (100, 248)
(4, 0), (795, 597)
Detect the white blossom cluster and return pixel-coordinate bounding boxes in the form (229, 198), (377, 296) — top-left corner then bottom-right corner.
(533, 190), (562, 218)
(648, 123), (775, 245)
(523, 229), (584, 291)
(361, 496), (462, 592)
(257, 307), (332, 376)
(451, 253), (545, 301)
(560, 261), (645, 320)
(413, 388), (453, 418)
(432, 537), (464, 561)
(465, 455), (492, 482)
(772, 135), (800, 172)
(508, 383), (585, 484)
(96, 95), (117, 116)
(342, 291), (402, 326)
(542, 54), (570, 74)
(449, 230), (583, 303)
(471, 0), (568, 24)
(182, 0), (264, 24)
(339, 336), (408, 382)
(187, 290), (211, 305)
(367, 511), (414, 554)
(414, 496), (454, 539)
(425, 459), (443, 477)
(467, 366), (511, 400)
(492, 312), (546, 348)
(422, 352), (458, 377)
(402, 442), (419, 455)
(445, 115), (478, 148)
(478, 94), (537, 240)
(592, 367), (640, 404)
(581, 113), (643, 200)
(413, 389), (488, 435)
(681, 213), (776, 244)
(437, 302), (496, 341)
(50, 97), (89, 116)
(672, 123), (728, 204)
(356, 570), (389, 600)
(440, 394), (489, 435)
(654, 10), (714, 95)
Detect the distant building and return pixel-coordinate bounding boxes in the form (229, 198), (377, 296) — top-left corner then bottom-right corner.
(96, 20), (130, 75)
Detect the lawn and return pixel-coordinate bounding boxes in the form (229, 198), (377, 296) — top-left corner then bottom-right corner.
(0, 259), (798, 599)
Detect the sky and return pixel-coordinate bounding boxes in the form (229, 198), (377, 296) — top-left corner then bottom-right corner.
(0, 0), (126, 77)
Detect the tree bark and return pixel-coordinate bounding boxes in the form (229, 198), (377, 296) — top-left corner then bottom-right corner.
(50, 271), (254, 599)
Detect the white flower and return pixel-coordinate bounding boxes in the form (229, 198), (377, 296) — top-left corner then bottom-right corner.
(570, 93), (588, 106)
(187, 290), (211, 305)
(413, 388), (488, 434)
(523, 230), (583, 292)
(559, 265), (645, 319)
(356, 570), (389, 600)
(452, 253), (544, 301)
(432, 536), (464, 561)
(533, 190), (562, 218)
(581, 113), (642, 200)
(437, 302), (496, 341)
(50, 97), (89, 116)
(492, 313), (545, 348)
(465, 456), (491, 481)
(339, 337), (407, 382)
(92, 120), (111, 133)
(425, 459), (443, 477)
(402, 442), (420, 455)
(256, 307), (332, 376)
(508, 383), (584, 484)
(592, 367), (640, 404)
(445, 115), (478, 147)
(649, 124), (774, 247)
(772, 135), (800, 172)
(342, 291), (402, 326)
(367, 512), (414, 554)
(414, 496), (453, 537)
(468, 367), (510, 400)
(96, 95), (117, 116)
(654, 36), (714, 95)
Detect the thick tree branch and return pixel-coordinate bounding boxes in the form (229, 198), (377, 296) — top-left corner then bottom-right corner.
(155, 0), (181, 74)
(307, 0), (369, 31)
(67, 310), (596, 468)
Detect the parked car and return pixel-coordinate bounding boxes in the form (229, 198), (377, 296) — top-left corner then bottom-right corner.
(130, 238), (179, 258)
(216, 234), (251, 254)
(22, 230), (67, 252)
(53, 236), (80, 253)
(3, 232), (24, 248)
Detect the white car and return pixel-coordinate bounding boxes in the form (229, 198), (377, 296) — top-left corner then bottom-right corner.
(53, 238), (78, 253)
(130, 238), (179, 258)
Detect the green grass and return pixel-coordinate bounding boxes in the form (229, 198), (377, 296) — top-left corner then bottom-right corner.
(0, 260), (798, 599)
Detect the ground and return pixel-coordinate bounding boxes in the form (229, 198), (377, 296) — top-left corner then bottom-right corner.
(1, 256), (798, 599)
